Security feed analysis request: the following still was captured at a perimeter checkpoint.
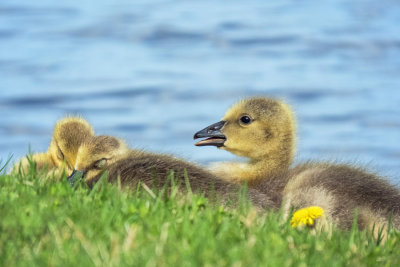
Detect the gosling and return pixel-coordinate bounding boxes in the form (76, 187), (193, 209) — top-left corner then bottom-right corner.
(12, 116), (95, 177)
(194, 97), (400, 232)
(67, 135), (279, 210)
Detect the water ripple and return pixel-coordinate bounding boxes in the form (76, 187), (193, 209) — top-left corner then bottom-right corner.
(0, 5), (78, 17)
(143, 27), (207, 44)
(229, 35), (299, 47)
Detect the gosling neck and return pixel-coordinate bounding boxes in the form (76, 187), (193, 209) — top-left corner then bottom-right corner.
(247, 151), (292, 181)
(238, 131), (295, 183)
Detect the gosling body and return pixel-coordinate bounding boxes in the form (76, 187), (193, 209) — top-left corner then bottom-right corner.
(69, 135), (278, 210)
(194, 97), (400, 231)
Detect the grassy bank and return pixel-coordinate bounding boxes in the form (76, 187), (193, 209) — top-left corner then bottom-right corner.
(1, 164), (399, 267)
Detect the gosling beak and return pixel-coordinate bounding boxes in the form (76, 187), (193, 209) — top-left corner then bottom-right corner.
(67, 169), (84, 187)
(193, 121), (226, 147)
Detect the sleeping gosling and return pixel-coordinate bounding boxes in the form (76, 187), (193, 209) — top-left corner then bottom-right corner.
(67, 135), (279, 210)
(11, 116), (95, 178)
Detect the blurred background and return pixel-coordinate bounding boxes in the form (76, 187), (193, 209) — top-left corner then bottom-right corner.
(0, 0), (399, 182)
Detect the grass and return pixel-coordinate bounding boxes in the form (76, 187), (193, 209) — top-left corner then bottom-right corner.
(1, 161), (400, 267)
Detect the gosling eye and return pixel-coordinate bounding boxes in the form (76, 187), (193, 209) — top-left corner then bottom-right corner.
(239, 115), (252, 125)
(93, 158), (107, 169)
(57, 147), (64, 161)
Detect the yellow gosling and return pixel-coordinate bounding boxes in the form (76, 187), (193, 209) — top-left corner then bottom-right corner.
(194, 97), (400, 235)
(12, 116), (95, 178)
(194, 97), (295, 184)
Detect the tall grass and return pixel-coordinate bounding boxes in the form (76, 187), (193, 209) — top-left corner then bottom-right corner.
(0, 161), (399, 267)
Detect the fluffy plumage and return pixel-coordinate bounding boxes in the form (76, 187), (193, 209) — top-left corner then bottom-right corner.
(70, 135), (277, 210)
(194, 97), (400, 233)
(11, 117), (95, 177)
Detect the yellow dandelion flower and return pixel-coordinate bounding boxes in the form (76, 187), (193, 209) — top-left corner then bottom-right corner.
(290, 206), (324, 228)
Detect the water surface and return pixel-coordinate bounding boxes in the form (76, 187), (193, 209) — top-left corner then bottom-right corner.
(1, 0), (399, 182)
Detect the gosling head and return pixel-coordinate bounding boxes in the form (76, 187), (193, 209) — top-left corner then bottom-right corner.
(194, 97), (296, 163)
(48, 117), (95, 171)
(67, 135), (129, 185)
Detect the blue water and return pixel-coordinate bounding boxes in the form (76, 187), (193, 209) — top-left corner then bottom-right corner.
(1, 0), (400, 182)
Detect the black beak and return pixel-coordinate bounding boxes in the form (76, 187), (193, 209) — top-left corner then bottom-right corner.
(193, 121), (226, 147)
(67, 170), (84, 187)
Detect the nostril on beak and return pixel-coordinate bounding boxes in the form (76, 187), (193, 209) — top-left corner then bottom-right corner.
(194, 121), (226, 139)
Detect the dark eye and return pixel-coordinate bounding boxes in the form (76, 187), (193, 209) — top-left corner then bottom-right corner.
(57, 148), (64, 160)
(94, 158), (107, 169)
(240, 115), (252, 125)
